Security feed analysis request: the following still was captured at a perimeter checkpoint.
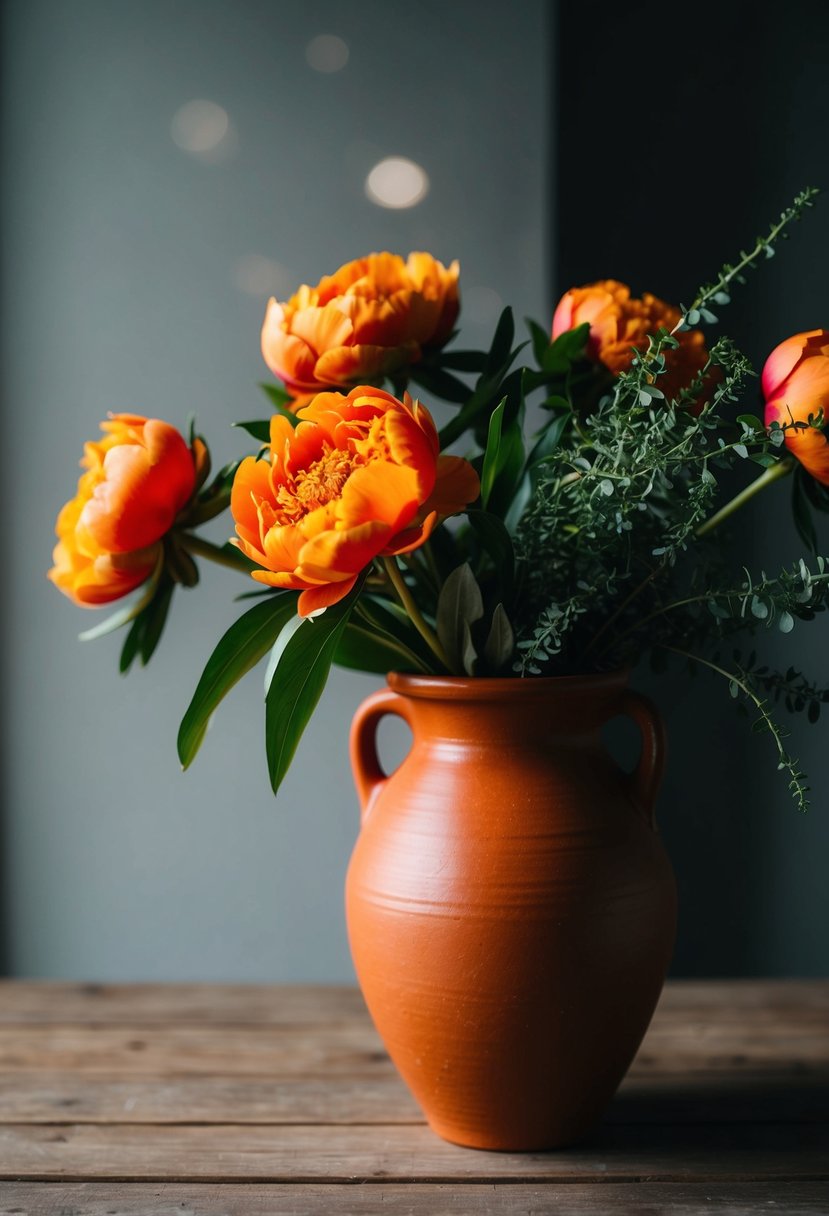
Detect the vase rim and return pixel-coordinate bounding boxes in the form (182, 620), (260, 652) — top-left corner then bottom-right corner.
(387, 669), (631, 702)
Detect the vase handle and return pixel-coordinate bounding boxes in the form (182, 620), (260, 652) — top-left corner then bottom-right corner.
(618, 689), (667, 829)
(350, 689), (413, 824)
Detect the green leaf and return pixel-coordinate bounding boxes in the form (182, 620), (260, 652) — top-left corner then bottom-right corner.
(264, 613), (306, 694)
(436, 349), (487, 373)
(264, 592), (355, 794)
(178, 593), (296, 769)
(138, 578), (175, 667)
(484, 307), (515, 376)
(79, 561), (163, 642)
(487, 416), (526, 518)
(438, 314), (527, 449)
(335, 619), (429, 675)
(481, 397), (507, 506)
(409, 365), (471, 404)
(233, 419), (272, 443)
(540, 322), (590, 374)
(352, 595), (436, 669)
(527, 318), (553, 366)
(466, 511), (515, 600)
(526, 412), (570, 470)
(484, 602), (515, 671)
(436, 563), (484, 671)
(119, 613), (144, 674)
(260, 381), (294, 410)
(778, 611), (795, 634)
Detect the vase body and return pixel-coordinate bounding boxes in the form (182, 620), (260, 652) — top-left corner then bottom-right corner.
(346, 671), (676, 1151)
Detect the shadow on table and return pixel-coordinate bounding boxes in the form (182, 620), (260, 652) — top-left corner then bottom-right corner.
(606, 1072), (829, 1125)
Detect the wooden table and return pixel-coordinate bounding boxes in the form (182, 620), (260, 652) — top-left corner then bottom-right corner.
(0, 981), (826, 1213)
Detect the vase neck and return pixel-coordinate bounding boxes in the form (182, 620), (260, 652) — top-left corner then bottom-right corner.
(387, 672), (630, 743)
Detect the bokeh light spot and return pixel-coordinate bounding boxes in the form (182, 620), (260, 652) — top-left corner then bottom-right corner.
(171, 100), (230, 157)
(365, 158), (429, 209)
(306, 34), (350, 73)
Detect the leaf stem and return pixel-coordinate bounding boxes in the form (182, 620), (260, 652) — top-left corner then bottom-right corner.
(178, 532), (254, 575)
(382, 556), (453, 672)
(696, 457), (794, 537)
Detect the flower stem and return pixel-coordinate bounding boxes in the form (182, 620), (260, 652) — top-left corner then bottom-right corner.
(178, 532), (254, 575)
(695, 456), (794, 538)
(382, 556), (453, 673)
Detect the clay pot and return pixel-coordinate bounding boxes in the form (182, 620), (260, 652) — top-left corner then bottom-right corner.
(346, 671), (676, 1151)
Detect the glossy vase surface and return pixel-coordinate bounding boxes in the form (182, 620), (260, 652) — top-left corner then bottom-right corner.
(346, 671), (676, 1151)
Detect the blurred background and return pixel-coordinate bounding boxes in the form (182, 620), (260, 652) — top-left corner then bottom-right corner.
(1, 0), (827, 981)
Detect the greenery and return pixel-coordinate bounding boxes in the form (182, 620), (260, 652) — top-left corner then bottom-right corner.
(66, 188), (829, 808)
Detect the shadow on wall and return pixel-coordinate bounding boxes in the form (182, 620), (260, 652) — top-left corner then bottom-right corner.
(557, 1), (829, 976)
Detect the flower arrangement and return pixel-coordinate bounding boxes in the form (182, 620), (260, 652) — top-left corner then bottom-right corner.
(51, 189), (829, 808)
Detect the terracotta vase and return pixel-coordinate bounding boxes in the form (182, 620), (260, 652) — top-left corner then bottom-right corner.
(346, 670), (676, 1151)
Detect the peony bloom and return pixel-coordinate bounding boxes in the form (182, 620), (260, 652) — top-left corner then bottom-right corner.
(231, 386), (479, 617)
(261, 252), (459, 405)
(49, 415), (199, 605)
(763, 330), (829, 484)
(552, 279), (711, 403)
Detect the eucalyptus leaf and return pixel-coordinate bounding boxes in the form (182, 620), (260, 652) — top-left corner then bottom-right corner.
(460, 620), (478, 677)
(436, 563), (484, 673)
(484, 602), (515, 671)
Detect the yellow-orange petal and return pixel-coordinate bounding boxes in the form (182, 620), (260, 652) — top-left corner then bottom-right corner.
(250, 569), (307, 590)
(231, 456), (276, 551)
(298, 575), (359, 617)
(314, 340), (420, 386)
(262, 523), (306, 573)
(297, 519), (392, 583)
(340, 461), (421, 534)
(78, 419), (196, 554)
(423, 455), (481, 516)
(383, 510), (439, 557)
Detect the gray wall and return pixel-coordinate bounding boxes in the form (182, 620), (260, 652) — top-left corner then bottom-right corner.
(1, 0), (551, 979)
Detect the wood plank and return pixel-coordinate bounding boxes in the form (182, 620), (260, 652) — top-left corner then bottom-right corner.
(0, 984), (367, 1026)
(0, 1013), (825, 1079)
(1, 1181), (828, 1216)
(0, 1075), (420, 1124)
(0, 1072), (826, 1126)
(0, 1122), (826, 1182)
(0, 1024), (393, 1077)
(1, 979), (825, 1026)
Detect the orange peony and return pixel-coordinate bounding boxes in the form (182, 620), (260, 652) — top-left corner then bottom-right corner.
(261, 252), (459, 404)
(763, 330), (829, 484)
(552, 279), (711, 403)
(231, 386), (479, 617)
(49, 415), (199, 606)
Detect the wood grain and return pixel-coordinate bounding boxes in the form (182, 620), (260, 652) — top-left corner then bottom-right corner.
(0, 1121), (827, 1182)
(1, 1181), (828, 1216)
(0, 980), (825, 1212)
(0, 979), (825, 1025)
